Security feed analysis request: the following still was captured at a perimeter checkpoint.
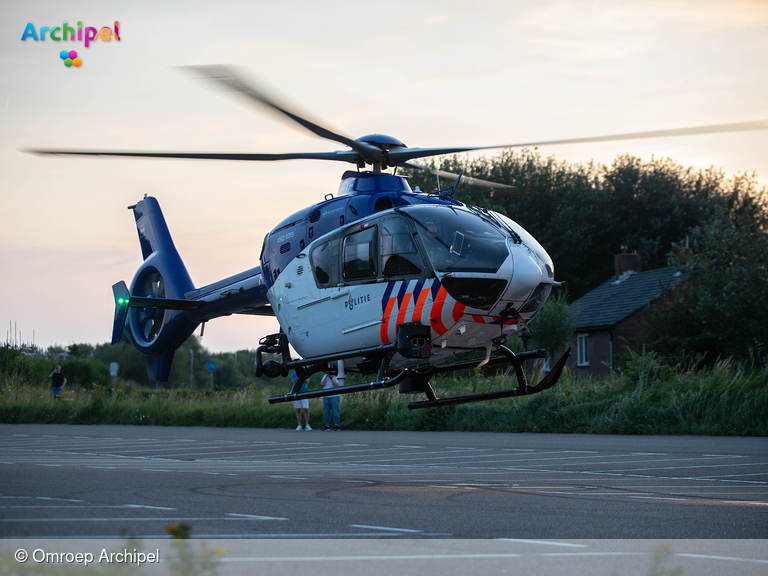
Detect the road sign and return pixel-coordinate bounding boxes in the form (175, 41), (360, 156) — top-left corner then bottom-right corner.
(109, 362), (119, 377)
(207, 361), (217, 372)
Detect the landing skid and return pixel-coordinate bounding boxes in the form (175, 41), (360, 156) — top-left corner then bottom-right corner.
(407, 347), (571, 409)
(268, 370), (408, 404)
(267, 346), (571, 409)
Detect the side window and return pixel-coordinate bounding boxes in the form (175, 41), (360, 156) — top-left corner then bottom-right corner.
(343, 227), (377, 281)
(311, 240), (332, 286)
(381, 217), (424, 278)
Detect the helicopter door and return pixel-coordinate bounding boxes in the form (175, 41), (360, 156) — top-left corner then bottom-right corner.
(342, 226), (377, 282)
(380, 216), (427, 279)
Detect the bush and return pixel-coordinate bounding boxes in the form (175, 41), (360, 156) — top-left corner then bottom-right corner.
(61, 358), (110, 389)
(0, 345), (50, 384)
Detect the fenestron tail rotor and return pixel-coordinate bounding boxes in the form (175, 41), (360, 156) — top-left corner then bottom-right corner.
(136, 270), (166, 342)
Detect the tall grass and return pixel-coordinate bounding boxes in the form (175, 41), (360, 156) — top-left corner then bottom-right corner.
(1, 351), (766, 435)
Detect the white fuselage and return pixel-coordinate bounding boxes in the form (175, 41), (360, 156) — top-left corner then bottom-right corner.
(268, 207), (555, 371)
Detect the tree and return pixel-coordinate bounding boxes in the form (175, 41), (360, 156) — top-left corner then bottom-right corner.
(639, 199), (768, 363)
(404, 151), (765, 300)
(528, 291), (578, 362)
(67, 343), (94, 359)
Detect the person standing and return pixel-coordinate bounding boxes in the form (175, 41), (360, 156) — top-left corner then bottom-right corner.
(321, 369), (342, 431)
(48, 365), (67, 399)
(291, 372), (311, 431)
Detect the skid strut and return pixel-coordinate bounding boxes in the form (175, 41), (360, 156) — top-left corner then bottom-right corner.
(268, 354), (405, 404)
(407, 347), (571, 409)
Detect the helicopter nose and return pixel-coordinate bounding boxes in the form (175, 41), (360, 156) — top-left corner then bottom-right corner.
(505, 247), (548, 303)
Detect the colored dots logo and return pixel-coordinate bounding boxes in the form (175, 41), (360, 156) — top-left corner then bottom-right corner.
(60, 49), (81, 68)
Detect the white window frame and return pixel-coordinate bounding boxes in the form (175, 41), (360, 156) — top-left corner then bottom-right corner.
(577, 333), (589, 367)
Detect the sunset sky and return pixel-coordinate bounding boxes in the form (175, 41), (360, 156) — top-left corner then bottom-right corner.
(2, 0), (766, 353)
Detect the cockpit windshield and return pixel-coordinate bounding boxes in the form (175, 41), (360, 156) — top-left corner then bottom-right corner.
(406, 206), (509, 274)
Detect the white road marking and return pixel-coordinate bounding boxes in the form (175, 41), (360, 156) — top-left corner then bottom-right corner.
(350, 451), (672, 466)
(0, 516), (289, 522)
(349, 524), (423, 533)
(220, 552), (646, 561)
(495, 539), (588, 547)
(0, 496), (83, 502)
(602, 462), (768, 473)
(190, 532), (452, 538)
(225, 513), (288, 520)
(269, 476), (307, 480)
(704, 472), (768, 478)
(0, 505), (177, 510)
(156, 446), (415, 460)
(628, 496), (688, 501)
(677, 554), (768, 565)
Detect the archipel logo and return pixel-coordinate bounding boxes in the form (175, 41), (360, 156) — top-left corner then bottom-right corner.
(60, 51), (81, 68)
(21, 21), (121, 68)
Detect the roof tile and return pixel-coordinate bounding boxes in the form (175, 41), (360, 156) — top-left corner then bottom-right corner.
(570, 267), (687, 330)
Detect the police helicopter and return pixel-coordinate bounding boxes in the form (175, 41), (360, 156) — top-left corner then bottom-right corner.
(31, 66), (768, 409)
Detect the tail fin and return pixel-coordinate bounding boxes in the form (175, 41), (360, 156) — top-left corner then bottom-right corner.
(114, 196), (270, 382)
(117, 196), (198, 381)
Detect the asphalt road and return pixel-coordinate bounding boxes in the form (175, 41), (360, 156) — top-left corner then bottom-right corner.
(1, 424), (767, 539)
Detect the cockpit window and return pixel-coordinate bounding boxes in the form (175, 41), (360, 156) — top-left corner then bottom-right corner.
(343, 226), (377, 281)
(381, 217), (424, 278)
(407, 206), (509, 274)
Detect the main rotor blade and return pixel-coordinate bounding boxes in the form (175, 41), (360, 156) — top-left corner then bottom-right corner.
(26, 149), (359, 163)
(390, 119), (768, 163)
(405, 161), (514, 190)
(185, 65), (383, 164)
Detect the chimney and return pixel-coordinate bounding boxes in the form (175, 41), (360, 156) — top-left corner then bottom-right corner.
(615, 246), (641, 279)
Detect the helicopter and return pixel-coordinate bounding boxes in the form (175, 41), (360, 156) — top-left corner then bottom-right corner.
(31, 66), (768, 409)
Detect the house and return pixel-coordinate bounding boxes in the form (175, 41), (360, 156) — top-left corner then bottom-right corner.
(565, 254), (687, 377)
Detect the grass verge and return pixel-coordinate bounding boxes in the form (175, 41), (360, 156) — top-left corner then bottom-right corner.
(1, 351), (766, 435)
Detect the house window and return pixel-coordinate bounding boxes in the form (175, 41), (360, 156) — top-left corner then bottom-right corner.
(577, 334), (589, 367)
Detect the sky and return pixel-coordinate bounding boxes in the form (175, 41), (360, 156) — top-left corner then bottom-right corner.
(1, 0), (767, 353)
